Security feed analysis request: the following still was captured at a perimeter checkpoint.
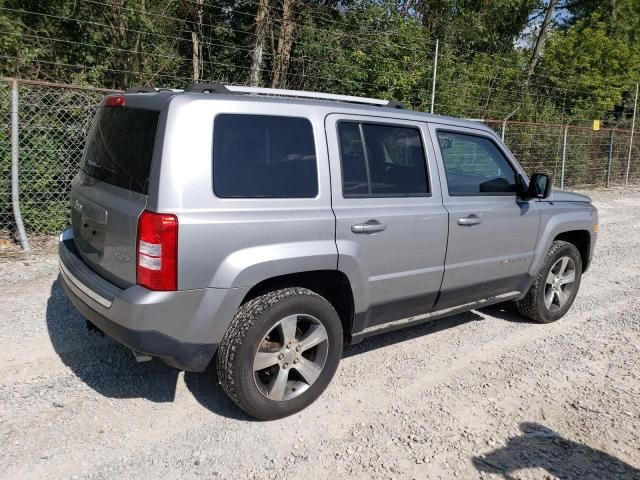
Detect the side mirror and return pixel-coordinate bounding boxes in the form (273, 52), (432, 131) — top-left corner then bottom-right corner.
(521, 173), (552, 199)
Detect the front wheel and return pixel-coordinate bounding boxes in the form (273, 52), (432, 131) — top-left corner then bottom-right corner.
(216, 287), (343, 420)
(517, 240), (582, 323)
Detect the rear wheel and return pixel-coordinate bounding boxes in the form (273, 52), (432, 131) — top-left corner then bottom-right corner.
(216, 287), (343, 420)
(517, 240), (582, 323)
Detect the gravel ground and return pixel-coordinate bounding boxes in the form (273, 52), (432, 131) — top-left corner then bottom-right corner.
(1, 188), (639, 480)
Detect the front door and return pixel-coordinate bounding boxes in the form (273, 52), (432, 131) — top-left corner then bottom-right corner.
(428, 124), (541, 309)
(326, 114), (449, 331)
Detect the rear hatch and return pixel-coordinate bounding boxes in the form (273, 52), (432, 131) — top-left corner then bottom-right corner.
(71, 95), (163, 288)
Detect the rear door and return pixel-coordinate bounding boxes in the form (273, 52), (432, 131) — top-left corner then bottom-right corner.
(71, 96), (164, 287)
(326, 114), (448, 331)
(428, 124), (541, 308)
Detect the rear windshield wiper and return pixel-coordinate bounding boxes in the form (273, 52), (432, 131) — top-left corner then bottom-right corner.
(85, 159), (115, 175)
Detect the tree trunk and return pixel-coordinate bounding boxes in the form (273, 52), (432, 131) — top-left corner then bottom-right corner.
(110, 0), (128, 88)
(191, 0), (204, 82)
(271, 0), (296, 88)
(136, 0), (145, 82)
(250, 0), (269, 87)
(526, 0), (557, 82)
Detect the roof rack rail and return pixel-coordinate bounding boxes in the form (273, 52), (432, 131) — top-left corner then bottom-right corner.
(385, 100), (406, 109)
(125, 86), (180, 93)
(185, 82), (239, 94)
(125, 86), (156, 93)
(185, 82), (405, 109)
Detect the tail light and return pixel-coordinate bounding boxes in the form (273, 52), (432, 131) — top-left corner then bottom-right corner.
(105, 94), (126, 107)
(136, 211), (178, 291)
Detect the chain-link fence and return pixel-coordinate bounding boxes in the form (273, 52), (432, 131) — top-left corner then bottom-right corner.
(0, 79), (116, 254)
(484, 120), (639, 189)
(0, 77), (639, 256)
(0, 81), (11, 250)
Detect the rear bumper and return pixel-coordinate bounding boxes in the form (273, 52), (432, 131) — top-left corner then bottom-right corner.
(58, 228), (244, 371)
(61, 277), (215, 371)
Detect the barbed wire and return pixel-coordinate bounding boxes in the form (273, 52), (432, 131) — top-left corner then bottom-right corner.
(111, 0), (634, 91)
(0, 6), (435, 88)
(1, 2), (623, 95)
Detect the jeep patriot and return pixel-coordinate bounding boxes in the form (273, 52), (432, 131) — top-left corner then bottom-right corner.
(59, 83), (598, 419)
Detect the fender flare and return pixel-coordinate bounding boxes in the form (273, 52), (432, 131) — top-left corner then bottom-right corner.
(529, 209), (594, 276)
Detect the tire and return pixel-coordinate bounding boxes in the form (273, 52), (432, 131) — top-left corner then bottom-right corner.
(216, 287), (343, 420)
(517, 240), (582, 323)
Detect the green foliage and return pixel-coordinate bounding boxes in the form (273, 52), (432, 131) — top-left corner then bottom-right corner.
(0, 0), (639, 234)
(0, 0), (637, 122)
(540, 15), (640, 121)
(291, 5), (434, 107)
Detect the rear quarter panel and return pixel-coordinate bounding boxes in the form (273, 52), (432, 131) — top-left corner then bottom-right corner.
(149, 95), (337, 290)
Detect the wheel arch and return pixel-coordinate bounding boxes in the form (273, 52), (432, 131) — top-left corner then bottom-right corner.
(241, 270), (356, 340)
(553, 230), (591, 272)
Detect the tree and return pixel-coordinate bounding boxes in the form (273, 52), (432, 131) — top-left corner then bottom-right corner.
(190, 0), (205, 82)
(271, 0), (296, 88)
(539, 16), (639, 119)
(526, 0), (557, 82)
(250, 0), (269, 86)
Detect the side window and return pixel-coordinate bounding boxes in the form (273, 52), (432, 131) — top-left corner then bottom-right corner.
(337, 122), (429, 197)
(213, 114), (317, 198)
(338, 122), (369, 195)
(436, 131), (517, 195)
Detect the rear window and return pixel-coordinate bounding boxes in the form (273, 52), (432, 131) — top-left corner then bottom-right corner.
(82, 106), (159, 194)
(213, 114), (318, 198)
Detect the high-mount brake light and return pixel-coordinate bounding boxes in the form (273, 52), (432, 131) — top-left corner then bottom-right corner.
(105, 95), (126, 107)
(136, 211), (178, 291)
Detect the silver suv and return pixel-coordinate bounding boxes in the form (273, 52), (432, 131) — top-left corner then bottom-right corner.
(59, 84), (598, 419)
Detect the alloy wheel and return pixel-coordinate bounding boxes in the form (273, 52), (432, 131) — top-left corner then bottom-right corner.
(544, 256), (576, 312)
(253, 314), (329, 401)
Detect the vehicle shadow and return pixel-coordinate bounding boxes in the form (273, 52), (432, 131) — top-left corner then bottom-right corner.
(47, 277), (533, 420)
(46, 277), (180, 403)
(472, 422), (640, 480)
(183, 367), (256, 421)
(343, 301), (538, 359)
(342, 310), (484, 358)
(478, 302), (538, 324)
(47, 277), (252, 419)
(183, 310), (493, 420)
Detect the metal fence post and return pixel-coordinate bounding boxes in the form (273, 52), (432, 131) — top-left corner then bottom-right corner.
(560, 124), (568, 189)
(625, 82), (638, 186)
(11, 78), (30, 251)
(607, 129), (614, 188)
(501, 107), (519, 142)
(430, 39), (439, 115)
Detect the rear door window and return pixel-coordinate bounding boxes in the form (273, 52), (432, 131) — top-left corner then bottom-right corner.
(82, 107), (159, 194)
(337, 121), (429, 197)
(213, 114), (318, 198)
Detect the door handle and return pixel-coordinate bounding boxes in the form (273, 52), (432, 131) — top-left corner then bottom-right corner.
(351, 220), (387, 234)
(457, 214), (482, 226)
